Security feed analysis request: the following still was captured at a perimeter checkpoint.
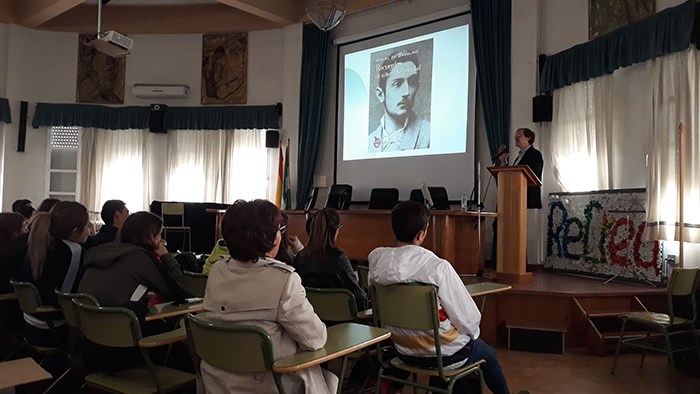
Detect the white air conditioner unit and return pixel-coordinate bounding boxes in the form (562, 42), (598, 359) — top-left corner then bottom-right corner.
(132, 84), (189, 99)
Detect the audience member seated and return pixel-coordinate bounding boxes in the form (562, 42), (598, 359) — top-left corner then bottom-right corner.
(12, 199), (34, 220)
(92, 200), (130, 246)
(0, 213), (27, 293)
(295, 208), (368, 312)
(202, 239), (229, 275)
(368, 201), (528, 394)
(79, 211), (187, 318)
(18, 201), (90, 347)
(36, 198), (61, 214)
(202, 212), (303, 274)
(78, 211), (188, 372)
(201, 199), (337, 393)
(274, 212), (304, 266)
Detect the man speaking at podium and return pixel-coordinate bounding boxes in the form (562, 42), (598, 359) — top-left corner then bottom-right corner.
(498, 128), (543, 209)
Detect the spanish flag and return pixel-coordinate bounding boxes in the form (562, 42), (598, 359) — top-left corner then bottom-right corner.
(275, 140), (283, 208)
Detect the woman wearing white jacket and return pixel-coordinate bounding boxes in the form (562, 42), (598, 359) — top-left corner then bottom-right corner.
(200, 199), (337, 394)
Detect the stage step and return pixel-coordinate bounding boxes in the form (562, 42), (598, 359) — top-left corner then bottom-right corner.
(586, 310), (639, 319)
(572, 296), (650, 356)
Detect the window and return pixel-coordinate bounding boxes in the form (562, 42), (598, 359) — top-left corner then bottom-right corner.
(47, 126), (81, 201)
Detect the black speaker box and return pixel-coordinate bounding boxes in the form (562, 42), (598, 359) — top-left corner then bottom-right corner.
(149, 103), (167, 133)
(266, 130), (280, 148)
(532, 94), (553, 122)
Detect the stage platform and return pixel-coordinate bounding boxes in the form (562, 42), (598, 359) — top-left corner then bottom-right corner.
(463, 271), (667, 356)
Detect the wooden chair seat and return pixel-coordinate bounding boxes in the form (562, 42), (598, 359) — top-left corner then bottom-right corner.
(389, 357), (486, 378)
(85, 365), (195, 394)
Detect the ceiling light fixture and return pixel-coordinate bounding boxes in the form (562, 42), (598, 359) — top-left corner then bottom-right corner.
(306, 0), (346, 31)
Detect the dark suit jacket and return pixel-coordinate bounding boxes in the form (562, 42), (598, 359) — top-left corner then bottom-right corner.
(515, 146), (544, 209)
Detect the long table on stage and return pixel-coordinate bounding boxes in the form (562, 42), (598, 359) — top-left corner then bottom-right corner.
(207, 209), (495, 274)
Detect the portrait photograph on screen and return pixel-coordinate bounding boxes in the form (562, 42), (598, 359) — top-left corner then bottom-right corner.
(336, 14), (476, 201)
(367, 40), (433, 153)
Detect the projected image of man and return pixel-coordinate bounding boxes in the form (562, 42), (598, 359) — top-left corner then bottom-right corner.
(369, 52), (430, 152)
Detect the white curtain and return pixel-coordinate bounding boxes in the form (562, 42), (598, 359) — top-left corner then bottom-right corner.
(165, 129), (224, 203)
(223, 129), (268, 203)
(551, 74), (613, 192)
(165, 128), (273, 204)
(646, 48), (700, 243)
(80, 128), (149, 215)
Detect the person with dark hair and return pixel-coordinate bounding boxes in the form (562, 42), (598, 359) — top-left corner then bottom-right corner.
(369, 201), (526, 394)
(92, 199), (129, 246)
(498, 128), (544, 209)
(296, 208), (367, 311)
(78, 211), (187, 372)
(201, 199), (337, 393)
(0, 213), (28, 293)
(79, 211), (186, 315)
(18, 201), (90, 347)
(36, 198), (61, 213)
(369, 50), (430, 152)
(274, 212), (304, 266)
(12, 199), (34, 220)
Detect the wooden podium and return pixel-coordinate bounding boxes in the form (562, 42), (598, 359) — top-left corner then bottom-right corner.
(488, 165), (542, 284)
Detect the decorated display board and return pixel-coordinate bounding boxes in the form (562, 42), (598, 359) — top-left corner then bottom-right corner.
(546, 188), (663, 283)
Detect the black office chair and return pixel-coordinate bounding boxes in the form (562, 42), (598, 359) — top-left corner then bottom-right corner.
(304, 187), (319, 211)
(409, 187), (450, 210)
(368, 188), (399, 210)
(326, 184), (353, 210)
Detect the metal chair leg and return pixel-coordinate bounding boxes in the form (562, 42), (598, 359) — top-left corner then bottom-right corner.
(661, 328), (674, 369)
(611, 319), (628, 374)
(640, 329), (651, 368)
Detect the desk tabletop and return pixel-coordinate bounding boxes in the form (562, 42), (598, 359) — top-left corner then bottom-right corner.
(464, 282), (512, 297)
(0, 358), (52, 389)
(146, 298), (203, 321)
(273, 323), (390, 373)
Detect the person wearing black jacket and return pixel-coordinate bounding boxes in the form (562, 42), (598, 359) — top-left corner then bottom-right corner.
(91, 200), (129, 246)
(18, 201), (91, 347)
(499, 128), (544, 209)
(295, 208), (368, 312)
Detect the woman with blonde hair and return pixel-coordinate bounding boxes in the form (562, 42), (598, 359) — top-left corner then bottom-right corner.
(18, 201), (90, 346)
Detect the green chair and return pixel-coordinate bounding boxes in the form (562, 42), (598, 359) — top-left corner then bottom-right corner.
(611, 268), (700, 374)
(182, 271), (208, 298)
(10, 278), (69, 393)
(370, 283), (485, 394)
(161, 202), (191, 252)
(358, 266), (370, 293)
(184, 313), (286, 393)
(305, 287), (358, 322)
(72, 300), (195, 394)
(9, 278), (64, 355)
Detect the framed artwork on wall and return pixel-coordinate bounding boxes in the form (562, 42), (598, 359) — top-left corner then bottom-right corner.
(201, 33), (248, 105)
(76, 34), (125, 104)
(589, 0), (655, 40)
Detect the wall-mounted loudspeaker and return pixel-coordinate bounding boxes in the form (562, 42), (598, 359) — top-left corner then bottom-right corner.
(532, 94), (553, 122)
(149, 103), (167, 133)
(266, 130), (280, 148)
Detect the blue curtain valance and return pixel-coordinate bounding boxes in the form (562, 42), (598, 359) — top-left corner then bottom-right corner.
(163, 105), (279, 130)
(0, 98), (11, 124)
(32, 103), (150, 130)
(540, 0), (695, 93)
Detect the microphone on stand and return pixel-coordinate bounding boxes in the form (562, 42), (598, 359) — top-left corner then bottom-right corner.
(491, 147), (509, 162)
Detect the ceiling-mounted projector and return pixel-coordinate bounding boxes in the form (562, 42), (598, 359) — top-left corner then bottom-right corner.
(87, 31), (132, 58)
